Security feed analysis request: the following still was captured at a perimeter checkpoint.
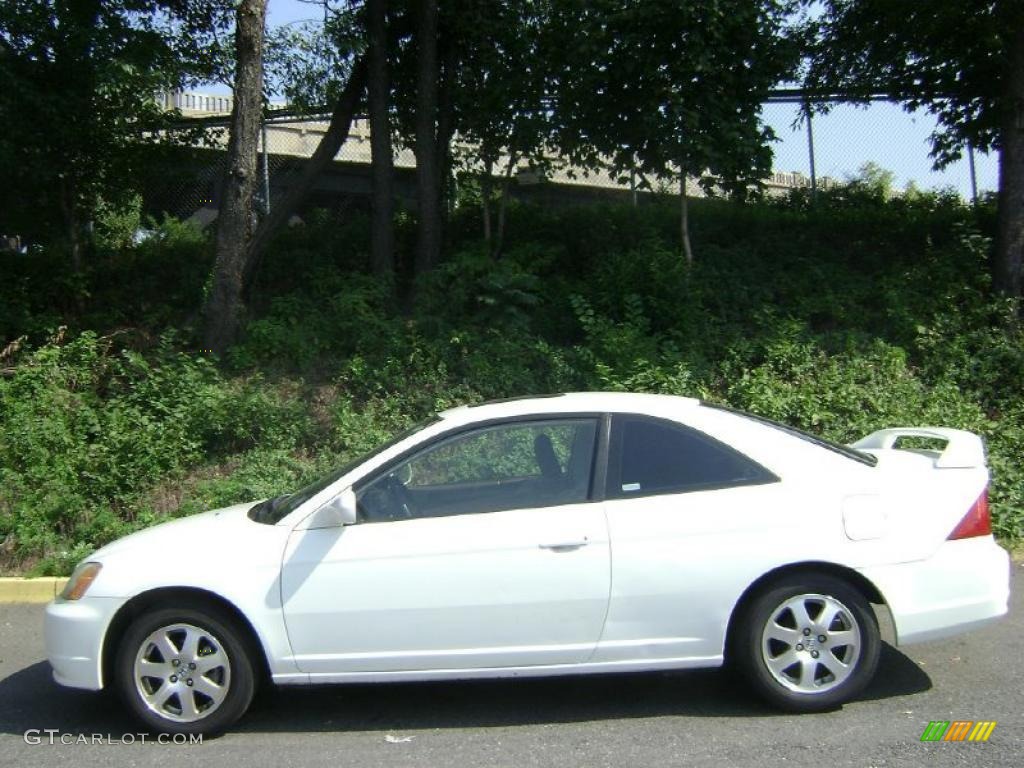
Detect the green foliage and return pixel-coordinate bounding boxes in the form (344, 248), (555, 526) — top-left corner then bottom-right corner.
(229, 273), (399, 373)
(546, 0), (797, 192)
(93, 195), (145, 252)
(0, 215), (212, 343)
(722, 326), (988, 440)
(0, 331), (312, 573)
(845, 162), (898, 201)
(0, 0), (228, 248)
(88, 216), (214, 332)
(2, 190), (1023, 573)
(417, 247), (543, 334)
(805, 1), (1019, 163)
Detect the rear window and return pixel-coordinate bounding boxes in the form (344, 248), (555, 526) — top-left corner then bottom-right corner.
(700, 402), (878, 467)
(606, 415), (777, 498)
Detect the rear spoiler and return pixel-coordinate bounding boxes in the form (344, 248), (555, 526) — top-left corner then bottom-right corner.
(851, 428), (986, 469)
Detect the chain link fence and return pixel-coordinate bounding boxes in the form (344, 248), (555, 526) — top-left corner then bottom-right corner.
(145, 92), (1000, 225)
(761, 100), (998, 202)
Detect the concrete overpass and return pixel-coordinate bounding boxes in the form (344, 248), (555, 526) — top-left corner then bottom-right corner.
(158, 90), (831, 221)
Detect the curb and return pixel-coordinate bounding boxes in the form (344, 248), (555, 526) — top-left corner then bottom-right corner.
(0, 577), (66, 604)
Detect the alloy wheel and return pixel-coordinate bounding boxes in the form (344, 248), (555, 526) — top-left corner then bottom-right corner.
(133, 622), (232, 723)
(759, 592), (862, 694)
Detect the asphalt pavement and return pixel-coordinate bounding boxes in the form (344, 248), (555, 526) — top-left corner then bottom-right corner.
(1, 559), (1021, 768)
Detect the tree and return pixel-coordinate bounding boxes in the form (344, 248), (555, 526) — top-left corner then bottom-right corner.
(0, 0), (223, 280)
(241, 57), (368, 289)
(413, 0), (442, 277)
(452, 0), (553, 257)
(805, 0), (1024, 299)
(244, 0), (376, 282)
(367, 0), (395, 277)
(544, 0), (797, 261)
(203, 0), (268, 352)
(204, 4), (369, 342)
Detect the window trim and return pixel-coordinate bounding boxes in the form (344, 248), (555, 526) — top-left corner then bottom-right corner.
(604, 413), (779, 501)
(353, 413), (606, 523)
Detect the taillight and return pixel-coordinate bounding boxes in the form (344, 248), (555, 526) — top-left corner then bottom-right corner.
(948, 489), (992, 540)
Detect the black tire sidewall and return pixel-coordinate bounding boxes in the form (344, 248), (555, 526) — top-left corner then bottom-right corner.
(115, 606), (255, 735)
(735, 574), (881, 712)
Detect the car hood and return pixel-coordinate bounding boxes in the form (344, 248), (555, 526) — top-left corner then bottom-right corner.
(91, 501), (260, 561)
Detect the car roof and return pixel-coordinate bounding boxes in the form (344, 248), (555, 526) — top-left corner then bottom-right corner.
(437, 391), (700, 425)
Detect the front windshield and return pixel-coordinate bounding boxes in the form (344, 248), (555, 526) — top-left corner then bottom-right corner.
(248, 415), (441, 524)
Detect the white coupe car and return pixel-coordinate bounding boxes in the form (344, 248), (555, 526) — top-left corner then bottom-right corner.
(45, 392), (1010, 734)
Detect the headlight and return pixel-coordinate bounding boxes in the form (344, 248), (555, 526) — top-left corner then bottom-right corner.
(60, 562), (102, 601)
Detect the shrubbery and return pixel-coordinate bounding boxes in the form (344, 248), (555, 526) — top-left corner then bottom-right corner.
(1, 186), (1021, 573)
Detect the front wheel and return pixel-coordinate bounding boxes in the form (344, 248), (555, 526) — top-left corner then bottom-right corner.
(733, 573), (881, 712)
(115, 606), (255, 734)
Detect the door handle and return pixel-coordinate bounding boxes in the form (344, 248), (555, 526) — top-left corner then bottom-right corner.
(539, 538), (589, 552)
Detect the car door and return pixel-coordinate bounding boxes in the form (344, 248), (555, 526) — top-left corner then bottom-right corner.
(594, 413), (785, 664)
(280, 417), (611, 676)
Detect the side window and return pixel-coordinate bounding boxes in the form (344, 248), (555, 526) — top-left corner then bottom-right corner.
(357, 419), (598, 522)
(607, 416), (774, 498)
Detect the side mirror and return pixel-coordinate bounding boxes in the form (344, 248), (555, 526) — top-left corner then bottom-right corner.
(307, 488), (358, 529)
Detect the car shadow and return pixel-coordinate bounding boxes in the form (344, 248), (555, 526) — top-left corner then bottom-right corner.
(0, 643), (930, 736)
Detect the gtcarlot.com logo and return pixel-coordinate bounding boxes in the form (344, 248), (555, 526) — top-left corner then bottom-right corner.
(920, 720), (997, 742)
(23, 729), (202, 745)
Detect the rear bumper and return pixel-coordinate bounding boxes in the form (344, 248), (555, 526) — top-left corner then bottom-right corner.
(44, 596), (126, 690)
(858, 536), (1010, 646)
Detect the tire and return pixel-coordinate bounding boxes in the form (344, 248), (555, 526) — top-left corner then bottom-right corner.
(115, 605), (256, 735)
(733, 573), (881, 712)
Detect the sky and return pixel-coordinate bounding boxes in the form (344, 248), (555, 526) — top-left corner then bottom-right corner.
(228, 0), (1001, 200)
(268, 0), (323, 27)
(762, 101), (998, 199)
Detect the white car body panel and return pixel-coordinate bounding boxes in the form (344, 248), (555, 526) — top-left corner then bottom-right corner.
(858, 536), (1010, 645)
(43, 392), (1010, 694)
(60, 502), (300, 683)
(596, 483), (815, 664)
(279, 502), (610, 674)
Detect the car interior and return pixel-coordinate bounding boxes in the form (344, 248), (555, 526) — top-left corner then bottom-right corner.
(357, 420), (598, 522)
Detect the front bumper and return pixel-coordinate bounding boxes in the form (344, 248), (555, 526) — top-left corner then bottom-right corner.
(859, 536), (1010, 646)
(44, 596), (127, 690)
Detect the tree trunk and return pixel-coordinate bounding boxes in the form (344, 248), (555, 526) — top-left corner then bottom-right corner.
(436, 33), (457, 224)
(493, 151), (518, 259)
(413, 0), (441, 277)
(58, 177), (83, 276)
(203, 0), (267, 353)
(680, 171), (694, 267)
(481, 159), (493, 243)
(995, 22), (1024, 300)
(241, 58), (368, 291)
(58, 176), (87, 315)
(54, 0), (100, 301)
(367, 0), (395, 278)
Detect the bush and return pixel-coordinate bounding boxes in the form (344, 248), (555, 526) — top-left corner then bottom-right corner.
(0, 331), (313, 572)
(228, 272), (400, 373)
(2, 191), (1021, 573)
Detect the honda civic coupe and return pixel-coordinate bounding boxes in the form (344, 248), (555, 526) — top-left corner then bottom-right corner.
(45, 392), (1010, 734)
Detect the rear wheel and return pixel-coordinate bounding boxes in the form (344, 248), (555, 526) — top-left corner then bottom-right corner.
(733, 573), (880, 712)
(115, 606), (255, 734)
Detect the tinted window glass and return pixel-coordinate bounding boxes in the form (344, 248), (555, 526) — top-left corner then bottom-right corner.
(357, 419), (598, 522)
(609, 416), (774, 498)
(699, 401), (877, 467)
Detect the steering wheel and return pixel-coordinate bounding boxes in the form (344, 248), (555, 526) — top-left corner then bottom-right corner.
(384, 473), (415, 519)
